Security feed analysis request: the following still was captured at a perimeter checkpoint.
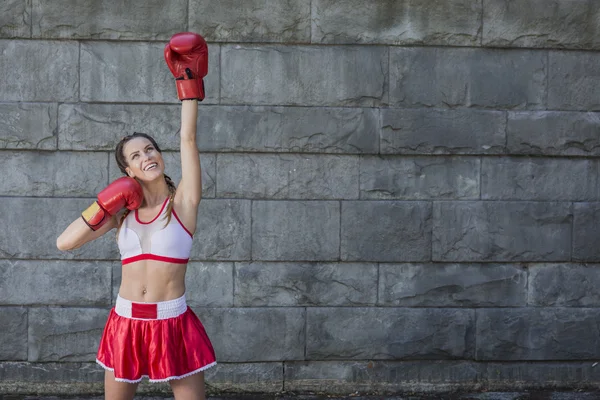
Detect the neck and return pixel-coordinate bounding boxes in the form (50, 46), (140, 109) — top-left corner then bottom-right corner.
(140, 178), (170, 207)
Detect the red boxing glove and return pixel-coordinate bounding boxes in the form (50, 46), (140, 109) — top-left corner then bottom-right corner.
(164, 32), (208, 101)
(82, 177), (143, 231)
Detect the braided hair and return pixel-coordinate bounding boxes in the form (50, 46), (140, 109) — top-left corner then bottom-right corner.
(114, 132), (176, 239)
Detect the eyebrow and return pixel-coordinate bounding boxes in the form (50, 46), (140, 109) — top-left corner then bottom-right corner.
(129, 145), (153, 158)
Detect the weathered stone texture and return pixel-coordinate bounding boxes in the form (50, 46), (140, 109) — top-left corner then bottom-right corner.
(285, 361), (481, 394)
(190, 0), (310, 43)
(341, 201), (431, 262)
(0, 198), (118, 260)
(28, 307), (108, 362)
(221, 45), (388, 106)
(476, 308), (600, 360)
(234, 262), (377, 306)
(0, 308), (27, 360)
(109, 152), (216, 199)
(1, 151), (108, 197)
(192, 200), (251, 260)
(32, 0), (187, 39)
(306, 308), (474, 360)
(194, 307), (305, 362)
(80, 42), (219, 103)
(0, 361), (103, 383)
(573, 202), (600, 262)
(185, 262), (234, 307)
(0, 103), (57, 150)
(507, 111), (600, 156)
(0, 260), (111, 306)
(252, 201), (340, 261)
(200, 106), (379, 154)
(360, 156), (479, 200)
(548, 52), (600, 111)
(58, 104), (181, 151)
(313, 0), (481, 46)
(482, 158), (600, 201)
(483, 0), (600, 49)
(0, 0), (30, 38)
(482, 362), (600, 388)
(529, 264), (600, 307)
(433, 202), (572, 262)
(0, 40), (78, 101)
(390, 48), (546, 109)
(217, 154), (359, 199)
(379, 263), (527, 307)
(380, 108), (506, 155)
(205, 362), (283, 393)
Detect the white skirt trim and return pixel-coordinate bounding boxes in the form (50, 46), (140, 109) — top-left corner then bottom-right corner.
(95, 358), (217, 384)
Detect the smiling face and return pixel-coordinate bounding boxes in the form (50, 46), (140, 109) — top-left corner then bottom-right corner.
(122, 137), (165, 182)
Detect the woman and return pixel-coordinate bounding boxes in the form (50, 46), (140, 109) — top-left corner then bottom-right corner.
(57, 32), (215, 400)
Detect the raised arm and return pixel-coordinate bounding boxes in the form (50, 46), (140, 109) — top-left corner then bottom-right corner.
(177, 100), (202, 207)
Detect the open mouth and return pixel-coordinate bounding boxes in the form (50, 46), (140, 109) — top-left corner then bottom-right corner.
(144, 162), (158, 171)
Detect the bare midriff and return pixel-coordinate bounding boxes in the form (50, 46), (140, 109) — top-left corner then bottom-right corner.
(119, 259), (187, 303)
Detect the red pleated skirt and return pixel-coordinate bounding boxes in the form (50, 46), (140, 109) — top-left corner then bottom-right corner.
(96, 295), (216, 383)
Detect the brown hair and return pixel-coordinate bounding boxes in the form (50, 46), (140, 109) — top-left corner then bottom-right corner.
(114, 132), (176, 238)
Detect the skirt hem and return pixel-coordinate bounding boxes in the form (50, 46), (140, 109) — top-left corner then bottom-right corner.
(95, 358), (217, 384)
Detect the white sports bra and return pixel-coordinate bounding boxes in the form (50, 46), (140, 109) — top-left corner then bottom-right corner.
(117, 197), (193, 265)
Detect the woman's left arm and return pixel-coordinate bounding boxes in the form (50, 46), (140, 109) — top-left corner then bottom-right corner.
(175, 99), (202, 231)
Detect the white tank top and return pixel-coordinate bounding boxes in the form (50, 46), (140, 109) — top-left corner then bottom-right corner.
(117, 197), (193, 265)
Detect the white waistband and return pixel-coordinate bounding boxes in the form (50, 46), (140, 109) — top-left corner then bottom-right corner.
(115, 294), (187, 320)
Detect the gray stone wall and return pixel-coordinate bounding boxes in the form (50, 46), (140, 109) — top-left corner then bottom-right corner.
(1, 0), (600, 396)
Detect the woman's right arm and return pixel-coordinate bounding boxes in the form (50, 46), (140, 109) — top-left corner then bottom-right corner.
(56, 214), (119, 251)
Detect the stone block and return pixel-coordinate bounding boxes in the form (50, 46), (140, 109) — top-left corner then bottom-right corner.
(507, 111), (600, 156)
(548, 51), (600, 111)
(234, 262), (377, 306)
(379, 263), (527, 307)
(28, 307), (108, 362)
(482, 157), (600, 201)
(221, 45), (388, 107)
(32, 0), (186, 39)
(482, 362), (600, 389)
(313, 0), (481, 46)
(433, 201), (572, 262)
(1, 151), (108, 197)
(0, 260), (111, 306)
(0, 307), (27, 360)
(380, 108), (506, 155)
(0, 103), (57, 150)
(0, 361), (103, 382)
(360, 156), (479, 200)
(0, 197), (119, 260)
(193, 199), (251, 260)
(217, 154), (359, 199)
(285, 361), (481, 394)
(529, 263), (600, 307)
(205, 362), (283, 393)
(476, 308), (600, 360)
(193, 307), (305, 362)
(185, 262), (234, 307)
(80, 42), (219, 103)
(0, 40), (78, 101)
(58, 104), (181, 151)
(390, 47), (546, 109)
(573, 203), (600, 262)
(252, 201), (340, 261)
(200, 106), (379, 154)
(190, 0), (310, 43)
(109, 151), (216, 198)
(306, 307), (474, 360)
(341, 201), (431, 262)
(483, 0), (600, 49)
(0, 0), (30, 38)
